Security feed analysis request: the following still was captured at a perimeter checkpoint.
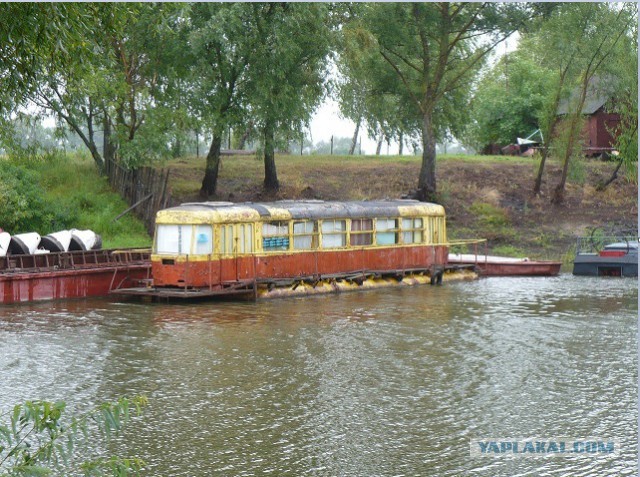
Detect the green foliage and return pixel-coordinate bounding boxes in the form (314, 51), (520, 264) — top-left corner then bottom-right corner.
(0, 4), (95, 114)
(246, 3), (332, 144)
(0, 396), (147, 476)
(609, 15), (638, 184)
(0, 159), (60, 234)
(469, 202), (517, 243)
(466, 51), (552, 149)
(0, 152), (149, 246)
(469, 202), (510, 228)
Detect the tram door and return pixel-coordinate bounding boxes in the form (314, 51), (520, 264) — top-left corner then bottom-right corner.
(220, 224), (254, 281)
(220, 224), (236, 281)
(237, 224), (254, 280)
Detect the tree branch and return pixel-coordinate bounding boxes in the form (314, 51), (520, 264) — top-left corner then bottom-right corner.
(378, 48), (424, 114)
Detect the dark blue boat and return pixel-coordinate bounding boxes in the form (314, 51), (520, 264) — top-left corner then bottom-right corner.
(573, 237), (638, 277)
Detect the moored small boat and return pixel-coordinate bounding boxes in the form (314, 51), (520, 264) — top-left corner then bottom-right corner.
(573, 238), (638, 277)
(447, 253), (562, 277)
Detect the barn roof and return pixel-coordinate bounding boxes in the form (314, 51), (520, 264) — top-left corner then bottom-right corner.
(557, 76), (617, 115)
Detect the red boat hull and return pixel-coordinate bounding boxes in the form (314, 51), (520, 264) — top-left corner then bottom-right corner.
(447, 260), (561, 276)
(0, 265), (150, 304)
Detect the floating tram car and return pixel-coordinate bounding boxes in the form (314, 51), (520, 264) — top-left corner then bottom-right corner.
(114, 200), (473, 300)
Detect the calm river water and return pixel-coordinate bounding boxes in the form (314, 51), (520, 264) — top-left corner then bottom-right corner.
(0, 275), (636, 476)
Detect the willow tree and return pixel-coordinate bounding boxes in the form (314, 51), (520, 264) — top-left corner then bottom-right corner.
(187, 3), (258, 197)
(545, 3), (637, 203)
(361, 3), (530, 201)
(5, 3), (182, 171)
(0, 4), (93, 114)
(244, 3), (331, 192)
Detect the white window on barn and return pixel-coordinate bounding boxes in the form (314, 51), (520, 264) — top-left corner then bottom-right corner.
(156, 225), (194, 255)
(402, 218), (424, 244)
(321, 219), (347, 248)
(293, 221), (318, 250)
(376, 218), (398, 245)
(350, 218), (373, 246)
(262, 221), (289, 251)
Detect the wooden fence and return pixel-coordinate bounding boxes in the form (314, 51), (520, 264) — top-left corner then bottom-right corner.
(105, 158), (174, 235)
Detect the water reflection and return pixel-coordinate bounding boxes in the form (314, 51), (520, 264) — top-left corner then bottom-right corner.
(0, 275), (636, 476)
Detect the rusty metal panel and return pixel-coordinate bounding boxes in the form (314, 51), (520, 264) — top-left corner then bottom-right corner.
(152, 245), (449, 289)
(1, 265), (149, 304)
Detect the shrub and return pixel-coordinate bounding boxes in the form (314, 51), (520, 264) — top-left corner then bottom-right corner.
(0, 161), (62, 234)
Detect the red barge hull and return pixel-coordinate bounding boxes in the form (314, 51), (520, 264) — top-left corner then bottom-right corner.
(0, 249), (150, 304)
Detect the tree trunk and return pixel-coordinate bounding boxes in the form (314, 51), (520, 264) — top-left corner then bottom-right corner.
(102, 113), (114, 172)
(56, 105), (103, 171)
(173, 137), (181, 158)
(534, 76), (566, 195)
(375, 134), (383, 155)
(263, 122), (279, 192)
(238, 120), (254, 150)
(596, 158), (623, 191)
(200, 133), (222, 197)
(349, 118), (361, 155)
(417, 111), (437, 201)
(552, 77), (589, 204)
(533, 145), (550, 195)
(398, 132), (404, 155)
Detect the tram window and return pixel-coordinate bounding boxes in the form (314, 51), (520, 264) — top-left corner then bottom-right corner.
(321, 219), (347, 248)
(156, 225), (194, 255)
(194, 225), (213, 255)
(293, 221), (318, 250)
(220, 225), (235, 255)
(402, 218), (424, 244)
(350, 218), (373, 246)
(262, 221), (290, 251)
(376, 218), (398, 245)
(432, 216), (445, 244)
(238, 223), (254, 254)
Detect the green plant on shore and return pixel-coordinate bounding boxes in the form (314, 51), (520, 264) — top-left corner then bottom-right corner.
(468, 202), (519, 243)
(469, 202), (510, 227)
(0, 152), (150, 248)
(0, 396), (148, 476)
(533, 231), (553, 249)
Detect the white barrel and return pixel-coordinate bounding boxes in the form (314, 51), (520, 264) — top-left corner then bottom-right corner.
(9, 232), (42, 255)
(40, 230), (72, 252)
(0, 232), (10, 257)
(69, 229), (101, 251)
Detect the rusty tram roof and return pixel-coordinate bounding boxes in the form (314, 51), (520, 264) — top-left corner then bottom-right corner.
(156, 200), (445, 224)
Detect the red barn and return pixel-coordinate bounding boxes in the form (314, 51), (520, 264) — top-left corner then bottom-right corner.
(557, 78), (621, 157)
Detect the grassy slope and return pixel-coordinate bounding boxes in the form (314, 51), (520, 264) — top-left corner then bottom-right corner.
(25, 153), (151, 248)
(165, 153), (637, 264)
